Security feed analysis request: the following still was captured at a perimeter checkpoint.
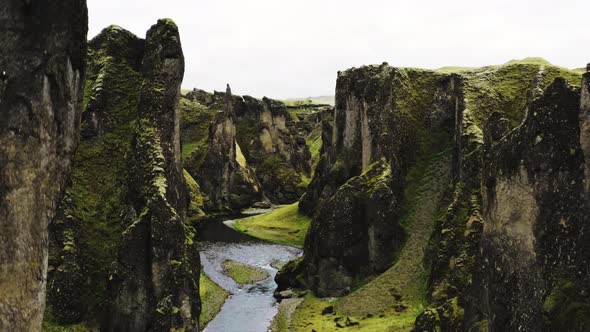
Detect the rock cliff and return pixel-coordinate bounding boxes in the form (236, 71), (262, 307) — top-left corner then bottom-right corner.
(301, 64), (459, 296)
(285, 59), (588, 331)
(46, 20), (200, 331)
(470, 77), (590, 331)
(0, 1), (87, 330)
(183, 88), (312, 211)
(184, 85), (262, 212)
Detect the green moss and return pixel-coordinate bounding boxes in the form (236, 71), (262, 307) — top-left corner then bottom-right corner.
(288, 110), (300, 122)
(234, 117), (260, 160)
(256, 156), (308, 197)
(179, 97), (217, 160)
(49, 55), (142, 320)
(199, 273), (229, 329)
(306, 124), (323, 174)
(183, 169), (205, 223)
(42, 306), (96, 332)
(271, 299), (299, 332)
(458, 60), (582, 127)
(335, 146), (451, 318)
(543, 280), (590, 330)
(222, 260), (269, 284)
(233, 203), (311, 247)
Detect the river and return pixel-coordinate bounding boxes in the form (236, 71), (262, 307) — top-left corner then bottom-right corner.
(197, 217), (302, 332)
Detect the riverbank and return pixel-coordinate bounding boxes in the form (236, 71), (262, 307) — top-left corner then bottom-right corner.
(199, 273), (229, 328)
(230, 203), (311, 248)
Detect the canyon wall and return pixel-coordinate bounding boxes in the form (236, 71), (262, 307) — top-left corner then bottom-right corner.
(289, 59), (589, 331)
(472, 77), (590, 331)
(0, 1), (87, 330)
(185, 85), (262, 212)
(183, 89), (313, 211)
(300, 64), (459, 296)
(47, 21), (200, 331)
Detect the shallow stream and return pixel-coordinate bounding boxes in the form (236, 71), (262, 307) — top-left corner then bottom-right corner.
(197, 218), (302, 332)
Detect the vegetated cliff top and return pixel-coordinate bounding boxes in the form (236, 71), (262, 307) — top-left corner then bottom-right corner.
(338, 57), (582, 129)
(436, 57), (569, 73)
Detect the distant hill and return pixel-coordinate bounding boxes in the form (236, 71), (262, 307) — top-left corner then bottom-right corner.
(283, 95), (335, 106)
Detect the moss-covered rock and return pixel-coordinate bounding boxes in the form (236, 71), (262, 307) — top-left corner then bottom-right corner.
(294, 59), (587, 331)
(183, 88), (313, 207)
(275, 256), (306, 293)
(185, 85), (263, 212)
(470, 77), (589, 331)
(301, 64), (460, 297)
(413, 60), (584, 332)
(46, 20), (200, 331)
(48, 26), (143, 324)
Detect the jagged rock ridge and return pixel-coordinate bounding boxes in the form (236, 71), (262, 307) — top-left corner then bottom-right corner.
(47, 20), (200, 331)
(183, 88), (314, 212)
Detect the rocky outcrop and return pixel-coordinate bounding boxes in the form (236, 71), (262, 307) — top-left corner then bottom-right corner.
(186, 85), (262, 212)
(47, 25), (144, 324)
(46, 20), (200, 331)
(413, 61), (587, 332)
(470, 78), (590, 331)
(300, 64), (459, 296)
(183, 88), (312, 210)
(235, 96), (311, 203)
(108, 19), (200, 332)
(289, 59), (588, 331)
(0, 1), (87, 330)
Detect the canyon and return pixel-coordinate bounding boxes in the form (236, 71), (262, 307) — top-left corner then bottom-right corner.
(0, 2), (589, 332)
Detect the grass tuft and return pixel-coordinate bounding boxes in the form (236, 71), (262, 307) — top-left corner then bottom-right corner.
(222, 260), (269, 284)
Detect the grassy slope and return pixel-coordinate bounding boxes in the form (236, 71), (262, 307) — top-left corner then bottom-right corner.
(179, 97), (217, 160)
(436, 57), (583, 127)
(306, 124), (323, 174)
(223, 260), (269, 284)
(199, 273), (229, 329)
(233, 203), (311, 248)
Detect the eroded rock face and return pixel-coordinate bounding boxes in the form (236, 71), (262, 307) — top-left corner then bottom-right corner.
(47, 25), (144, 324)
(474, 78), (590, 331)
(237, 96), (312, 203)
(0, 1), (87, 330)
(300, 64), (459, 296)
(45, 20), (200, 331)
(107, 19), (200, 332)
(187, 85), (262, 212)
(185, 89), (311, 206)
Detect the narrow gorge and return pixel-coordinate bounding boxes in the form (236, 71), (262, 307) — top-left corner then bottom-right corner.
(1, 2), (589, 332)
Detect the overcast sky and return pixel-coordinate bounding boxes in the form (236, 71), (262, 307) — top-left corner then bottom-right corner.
(88, 0), (589, 99)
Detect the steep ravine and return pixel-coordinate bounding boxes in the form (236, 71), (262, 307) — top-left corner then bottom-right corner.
(3, 8), (588, 330)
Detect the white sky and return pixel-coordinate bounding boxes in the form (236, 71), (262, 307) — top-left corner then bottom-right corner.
(88, 0), (589, 99)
